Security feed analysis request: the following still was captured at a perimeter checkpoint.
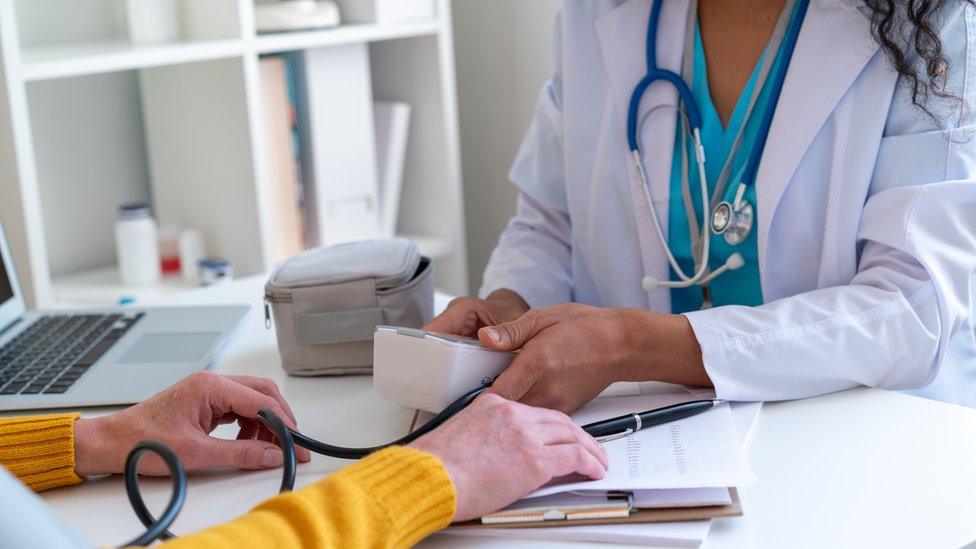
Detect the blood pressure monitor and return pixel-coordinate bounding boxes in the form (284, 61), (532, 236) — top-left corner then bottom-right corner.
(373, 326), (516, 412)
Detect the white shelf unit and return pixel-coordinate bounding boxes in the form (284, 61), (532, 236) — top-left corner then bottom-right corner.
(0, 0), (468, 309)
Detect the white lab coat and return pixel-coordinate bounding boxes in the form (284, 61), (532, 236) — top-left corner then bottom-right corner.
(480, 0), (976, 406)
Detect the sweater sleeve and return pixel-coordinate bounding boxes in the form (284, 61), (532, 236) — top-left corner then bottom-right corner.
(0, 414), (84, 492)
(163, 446), (456, 549)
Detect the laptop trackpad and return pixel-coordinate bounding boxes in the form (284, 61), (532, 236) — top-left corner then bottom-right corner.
(118, 333), (219, 364)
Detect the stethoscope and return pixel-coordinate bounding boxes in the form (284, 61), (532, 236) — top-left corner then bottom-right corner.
(116, 380), (718, 546)
(117, 383), (492, 546)
(631, 0), (809, 293)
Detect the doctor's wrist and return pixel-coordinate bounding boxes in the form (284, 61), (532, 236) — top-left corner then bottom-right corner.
(617, 309), (710, 387)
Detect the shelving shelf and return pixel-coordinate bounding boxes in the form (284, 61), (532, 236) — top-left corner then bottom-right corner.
(50, 233), (453, 308)
(20, 39), (247, 82)
(51, 267), (197, 309)
(18, 19), (443, 83)
(0, 0), (469, 308)
(254, 19), (440, 55)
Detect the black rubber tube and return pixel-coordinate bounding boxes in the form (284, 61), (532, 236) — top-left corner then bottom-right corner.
(122, 441), (187, 547)
(121, 382), (491, 545)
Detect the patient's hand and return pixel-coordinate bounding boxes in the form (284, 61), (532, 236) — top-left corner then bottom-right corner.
(424, 289), (530, 338)
(73, 372), (311, 476)
(410, 393), (608, 522)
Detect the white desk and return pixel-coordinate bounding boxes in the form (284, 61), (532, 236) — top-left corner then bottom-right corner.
(30, 277), (976, 548)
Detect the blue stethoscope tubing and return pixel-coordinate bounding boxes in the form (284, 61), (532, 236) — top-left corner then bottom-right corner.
(740, 0), (810, 187)
(630, 0), (810, 292)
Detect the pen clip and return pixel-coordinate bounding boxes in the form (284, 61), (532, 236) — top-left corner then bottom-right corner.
(595, 428), (633, 444)
(608, 491), (637, 513)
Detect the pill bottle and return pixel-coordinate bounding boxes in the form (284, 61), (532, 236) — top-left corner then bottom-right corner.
(158, 225), (181, 274)
(198, 258), (233, 287)
(125, 0), (180, 44)
(179, 229), (205, 284)
(115, 203), (162, 286)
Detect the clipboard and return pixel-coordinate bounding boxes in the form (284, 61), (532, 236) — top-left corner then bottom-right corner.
(407, 410), (744, 530)
(449, 489), (741, 530)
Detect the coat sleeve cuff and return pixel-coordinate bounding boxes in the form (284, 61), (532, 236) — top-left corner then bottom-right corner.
(683, 310), (738, 401)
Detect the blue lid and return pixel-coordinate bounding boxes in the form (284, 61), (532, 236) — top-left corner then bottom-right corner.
(198, 258), (231, 272)
(118, 203), (151, 220)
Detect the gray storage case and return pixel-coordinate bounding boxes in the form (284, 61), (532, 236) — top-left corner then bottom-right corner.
(265, 239), (434, 376)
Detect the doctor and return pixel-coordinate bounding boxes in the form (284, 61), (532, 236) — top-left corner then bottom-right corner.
(427, 0), (976, 412)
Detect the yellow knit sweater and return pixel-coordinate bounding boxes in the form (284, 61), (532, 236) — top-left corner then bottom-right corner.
(0, 414), (456, 548)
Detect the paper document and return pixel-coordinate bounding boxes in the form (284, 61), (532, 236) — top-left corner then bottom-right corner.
(528, 397), (755, 497)
(730, 401), (762, 448)
(598, 381), (714, 401)
(506, 487), (732, 512)
(598, 382), (763, 447)
(437, 385), (762, 546)
(413, 382), (758, 496)
(634, 487), (731, 508)
(441, 520), (712, 547)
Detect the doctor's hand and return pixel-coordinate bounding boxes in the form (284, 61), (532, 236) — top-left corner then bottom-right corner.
(423, 289), (530, 338)
(410, 392), (608, 522)
(479, 304), (710, 414)
(73, 372), (312, 477)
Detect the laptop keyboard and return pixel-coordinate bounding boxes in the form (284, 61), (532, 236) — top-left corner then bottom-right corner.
(0, 313), (143, 396)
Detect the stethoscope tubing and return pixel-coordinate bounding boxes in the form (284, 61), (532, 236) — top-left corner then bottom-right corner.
(121, 441), (187, 547)
(739, 0), (810, 188)
(119, 383), (492, 547)
(118, 380), (719, 547)
(628, 0), (809, 290)
(628, 69), (702, 151)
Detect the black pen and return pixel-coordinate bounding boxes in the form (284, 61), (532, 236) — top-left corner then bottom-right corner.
(581, 399), (724, 443)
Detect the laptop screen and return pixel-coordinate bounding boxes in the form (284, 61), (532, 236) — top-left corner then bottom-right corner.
(0, 253), (12, 307)
(0, 219), (26, 332)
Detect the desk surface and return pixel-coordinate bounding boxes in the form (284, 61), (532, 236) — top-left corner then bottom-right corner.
(29, 277), (976, 548)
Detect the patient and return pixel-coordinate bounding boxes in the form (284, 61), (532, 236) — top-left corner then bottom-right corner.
(0, 372), (607, 548)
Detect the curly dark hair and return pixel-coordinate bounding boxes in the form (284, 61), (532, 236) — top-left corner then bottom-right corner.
(862, 0), (971, 121)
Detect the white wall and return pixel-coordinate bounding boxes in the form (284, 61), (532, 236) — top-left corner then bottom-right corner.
(0, 41), (35, 305)
(29, 72), (152, 277)
(452, 0), (559, 293)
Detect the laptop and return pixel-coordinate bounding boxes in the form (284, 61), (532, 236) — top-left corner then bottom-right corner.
(0, 220), (248, 411)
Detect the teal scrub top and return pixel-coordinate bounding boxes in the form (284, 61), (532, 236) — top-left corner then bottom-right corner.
(667, 8), (799, 313)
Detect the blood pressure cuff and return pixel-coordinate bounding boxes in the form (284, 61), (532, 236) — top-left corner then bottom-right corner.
(265, 238), (434, 376)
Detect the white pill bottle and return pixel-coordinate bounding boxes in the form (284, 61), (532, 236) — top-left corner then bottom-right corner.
(115, 203), (161, 286)
(125, 0), (180, 44)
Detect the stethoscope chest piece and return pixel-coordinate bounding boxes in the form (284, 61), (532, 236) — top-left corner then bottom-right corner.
(711, 198), (754, 246)
(629, 0), (808, 290)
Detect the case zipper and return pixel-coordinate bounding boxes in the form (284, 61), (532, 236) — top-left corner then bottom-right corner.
(264, 289), (296, 329)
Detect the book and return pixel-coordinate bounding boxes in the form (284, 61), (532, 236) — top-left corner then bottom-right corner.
(373, 101), (411, 238)
(260, 56), (306, 262)
(293, 45), (381, 247)
(283, 55), (308, 250)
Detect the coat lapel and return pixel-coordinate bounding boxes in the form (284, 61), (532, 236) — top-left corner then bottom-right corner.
(595, 0), (877, 308)
(755, 0), (878, 279)
(595, 0), (692, 311)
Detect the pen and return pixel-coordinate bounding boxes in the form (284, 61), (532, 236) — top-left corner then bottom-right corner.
(581, 399), (725, 443)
